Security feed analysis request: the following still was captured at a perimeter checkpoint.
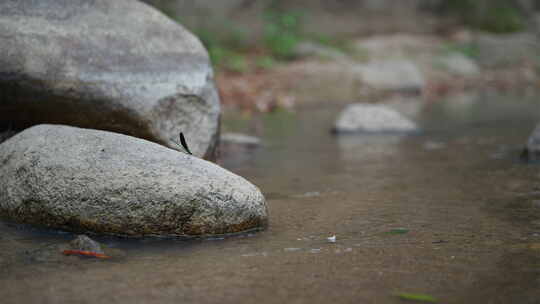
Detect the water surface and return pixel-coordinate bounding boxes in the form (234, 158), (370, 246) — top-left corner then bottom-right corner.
(2, 92), (540, 303)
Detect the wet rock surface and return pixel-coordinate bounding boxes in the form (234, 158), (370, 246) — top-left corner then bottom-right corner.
(0, 125), (267, 237)
(333, 103), (419, 134)
(0, 0), (220, 159)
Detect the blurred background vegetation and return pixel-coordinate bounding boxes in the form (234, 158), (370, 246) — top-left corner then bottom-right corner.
(142, 0), (540, 72)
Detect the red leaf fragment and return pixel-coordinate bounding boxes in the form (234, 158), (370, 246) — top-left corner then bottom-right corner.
(62, 250), (111, 259)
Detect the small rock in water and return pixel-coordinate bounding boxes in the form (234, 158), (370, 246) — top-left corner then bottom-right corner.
(296, 191), (321, 198)
(522, 123), (540, 162)
(221, 133), (262, 147)
(332, 104), (419, 134)
(69, 235), (104, 254)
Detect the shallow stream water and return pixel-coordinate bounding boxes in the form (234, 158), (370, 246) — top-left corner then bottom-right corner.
(1, 92), (540, 303)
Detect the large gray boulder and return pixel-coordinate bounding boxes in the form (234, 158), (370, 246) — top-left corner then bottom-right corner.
(0, 125), (267, 237)
(0, 0), (220, 159)
(333, 103), (419, 134)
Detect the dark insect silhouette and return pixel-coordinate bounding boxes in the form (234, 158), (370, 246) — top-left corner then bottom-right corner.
(177, 132), (193, 155)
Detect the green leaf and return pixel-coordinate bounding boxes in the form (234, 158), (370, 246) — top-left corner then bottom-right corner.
(385, 228), (409, 235)
(397, 293), (438, 303)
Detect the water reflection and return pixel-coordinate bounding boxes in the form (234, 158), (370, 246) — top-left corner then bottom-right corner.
(336, 134), (407, 162)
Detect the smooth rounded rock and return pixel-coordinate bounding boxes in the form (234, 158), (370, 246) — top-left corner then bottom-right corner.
(0, 0), (220, 159)
(333, 103), (419, 134)
(0, 125), (267, 237)
(353, 60), (425, 93)
(69, 235), (104, 254)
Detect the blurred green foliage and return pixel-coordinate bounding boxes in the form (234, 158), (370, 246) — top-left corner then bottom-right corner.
(396, 293), (438, 303)
(263, 9), (303, 59)
(185, 0), (528, 72)
(442, 42), (479, 59)
(194, 27), (250, 73)
(189, 7), (307, 72)
(255, 56), (277, 69)
(445, 0), (525, 33)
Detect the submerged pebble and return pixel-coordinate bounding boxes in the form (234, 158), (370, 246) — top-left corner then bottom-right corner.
(69, 235), (104, 254)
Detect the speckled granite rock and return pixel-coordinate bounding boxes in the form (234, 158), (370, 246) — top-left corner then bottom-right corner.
(0, 0), (220, 159)
(0, 125), (267, 237)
